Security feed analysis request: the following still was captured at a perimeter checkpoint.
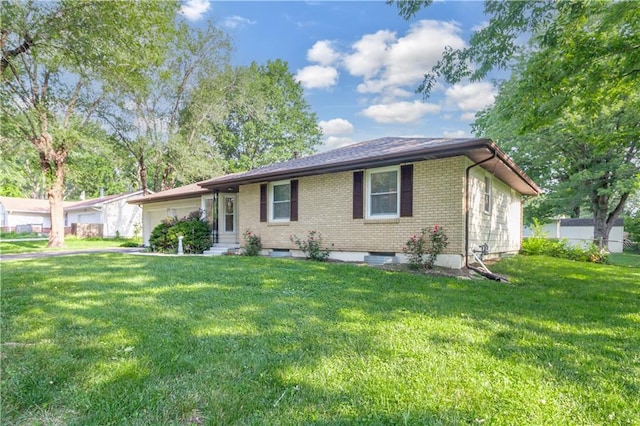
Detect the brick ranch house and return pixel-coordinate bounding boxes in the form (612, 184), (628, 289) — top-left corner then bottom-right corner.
(130, 137), (540, 268)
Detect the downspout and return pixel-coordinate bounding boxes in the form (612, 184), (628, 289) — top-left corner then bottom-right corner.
(465, 146), (496, 271)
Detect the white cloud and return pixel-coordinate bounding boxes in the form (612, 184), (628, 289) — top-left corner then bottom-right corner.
(222, 15), (256, 29)
(323, 136), (355, 150)
(445, 82), (496, 112)
(295, 66), (338, 89)
(343, 30), (396, 79)
(360, 101), (440, 124)
(319, 118), (354, 135)
(472, 21), (489, 32)
(460, 112), (477, 121)
(180, 0), (211, 21)
(345, 20), (465, 101)
(307, 40), (340, 66)
(443, 130), (468, 138)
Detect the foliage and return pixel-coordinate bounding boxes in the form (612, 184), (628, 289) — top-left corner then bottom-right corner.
(402, 225), (449, 269)
(624, 215), (640, 242)
(470, 1), (640, 248)
(149, 211), (211, 254)
(523, 218), (608, 263)
(2, 254), (639, 424)
(521, 238), (609, 264)
(1, 0), (180, 247)
(102, 24), (231, 192)
(242, 230), (262, 256)
(290, 230), (330, 261)
(193, 60), (323, 173)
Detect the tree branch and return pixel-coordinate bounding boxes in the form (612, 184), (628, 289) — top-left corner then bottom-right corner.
(64, 79), (84, 128)
(1, 33), (34, 74)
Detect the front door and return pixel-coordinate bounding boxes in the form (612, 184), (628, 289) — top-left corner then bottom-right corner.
(219, 194), (238, 244)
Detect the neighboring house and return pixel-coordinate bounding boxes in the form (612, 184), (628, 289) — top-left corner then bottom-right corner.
(523, 217), (624, 253)
(128, 182), (214, 246)
(65, 190), (146, 238)
(134, 137), (540, 268)
(0, 197), (60, 233)
(1, 191), (145, 237)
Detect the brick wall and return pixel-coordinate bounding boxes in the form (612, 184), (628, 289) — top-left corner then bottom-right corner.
(238, 157), (467, 256)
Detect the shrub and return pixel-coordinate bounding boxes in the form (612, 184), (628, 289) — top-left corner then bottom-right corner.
(149, 211), (211, 254)
(403, 225), (449, 270)
(290, 230), (330, 261)
(521, 236), (609, 264)
(242, 230), (262, 256)
(119, 241), (140, 248)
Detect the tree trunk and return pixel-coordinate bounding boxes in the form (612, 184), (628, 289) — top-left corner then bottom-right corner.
(47, 167), (65, 248)
(35, 133), (68, 248)
(139, 156), (149, 195)
(592, 208), (611, 250)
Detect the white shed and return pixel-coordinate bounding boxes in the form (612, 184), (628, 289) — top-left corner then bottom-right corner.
(524, 217), (624, 253)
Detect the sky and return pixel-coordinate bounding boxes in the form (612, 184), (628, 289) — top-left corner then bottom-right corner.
(180, 0), (496, 151)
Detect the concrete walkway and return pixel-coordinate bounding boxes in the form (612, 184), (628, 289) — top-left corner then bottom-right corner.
(0, 247), (142, 262)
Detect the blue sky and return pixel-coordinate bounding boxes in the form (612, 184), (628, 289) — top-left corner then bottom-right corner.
(181, 1), (496, 151)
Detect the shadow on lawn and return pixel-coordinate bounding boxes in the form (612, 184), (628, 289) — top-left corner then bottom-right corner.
(2, 253), (639, 424)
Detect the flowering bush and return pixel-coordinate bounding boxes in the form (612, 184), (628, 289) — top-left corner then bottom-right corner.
(242, 230), (262, 256)
(403, 225), (449, 269)
(290, 230), (330, 261)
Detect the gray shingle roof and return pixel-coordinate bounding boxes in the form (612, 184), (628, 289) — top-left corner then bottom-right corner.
(559, 218), (624, 227)
(200, 137), (540, 195)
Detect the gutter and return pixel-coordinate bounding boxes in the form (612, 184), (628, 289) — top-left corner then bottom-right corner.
(464, 146), (496, 270)
(200, 140), (493, 190)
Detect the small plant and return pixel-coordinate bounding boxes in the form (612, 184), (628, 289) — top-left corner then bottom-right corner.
(403, 225), (449, 270)
(290, 230), (330, 261)
(243, 230), (262, 256)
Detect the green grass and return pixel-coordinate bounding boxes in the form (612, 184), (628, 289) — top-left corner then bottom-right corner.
(609, 252), (640, 268)
(2, 254), (639, 425)
(0, 236), (142, 255)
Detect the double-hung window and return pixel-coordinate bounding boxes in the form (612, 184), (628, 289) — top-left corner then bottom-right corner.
(367, 166), (399, 218)
(271, 180), (291, 221)
(484, 176), (492, 214)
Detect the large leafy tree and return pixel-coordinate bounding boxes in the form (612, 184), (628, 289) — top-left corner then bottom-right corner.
(1, 0), (179, 247)
(393, 0), (640, 249)
(194, 60), (323, 172)
(102, 24), (231, 193)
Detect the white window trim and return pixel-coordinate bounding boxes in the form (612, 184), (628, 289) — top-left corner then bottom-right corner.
(484, 176), (492, 214)
(366, 166), (400, 219)
(269, 180), (291, 222)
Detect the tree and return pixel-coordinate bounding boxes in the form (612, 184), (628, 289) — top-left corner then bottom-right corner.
(194, 60), (323, 173)
(1, 0), (179, 247)
(393, 0), (640, 249)
(102, 24), (231, 193)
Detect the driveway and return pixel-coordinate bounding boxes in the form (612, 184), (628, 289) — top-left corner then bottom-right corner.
(0, 247), (142, 262)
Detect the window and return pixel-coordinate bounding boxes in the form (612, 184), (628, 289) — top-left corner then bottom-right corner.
(484, 176), (492, 214)
(367, 166), (399, 218)
(270, 181), (291, 221)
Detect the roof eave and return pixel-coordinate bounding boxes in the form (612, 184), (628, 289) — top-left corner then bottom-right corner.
(200, 139), (492, 191)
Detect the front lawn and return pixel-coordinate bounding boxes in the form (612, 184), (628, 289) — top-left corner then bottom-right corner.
(0, 236), (141, 255)
(2, 254), (638, 425)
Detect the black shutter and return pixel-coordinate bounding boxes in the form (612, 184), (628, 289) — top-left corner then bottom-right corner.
(400, 164), (413, 217)
(353, 171), (364, 219)
(260, 183), (267, 222)
(290, 180), (298, 221)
